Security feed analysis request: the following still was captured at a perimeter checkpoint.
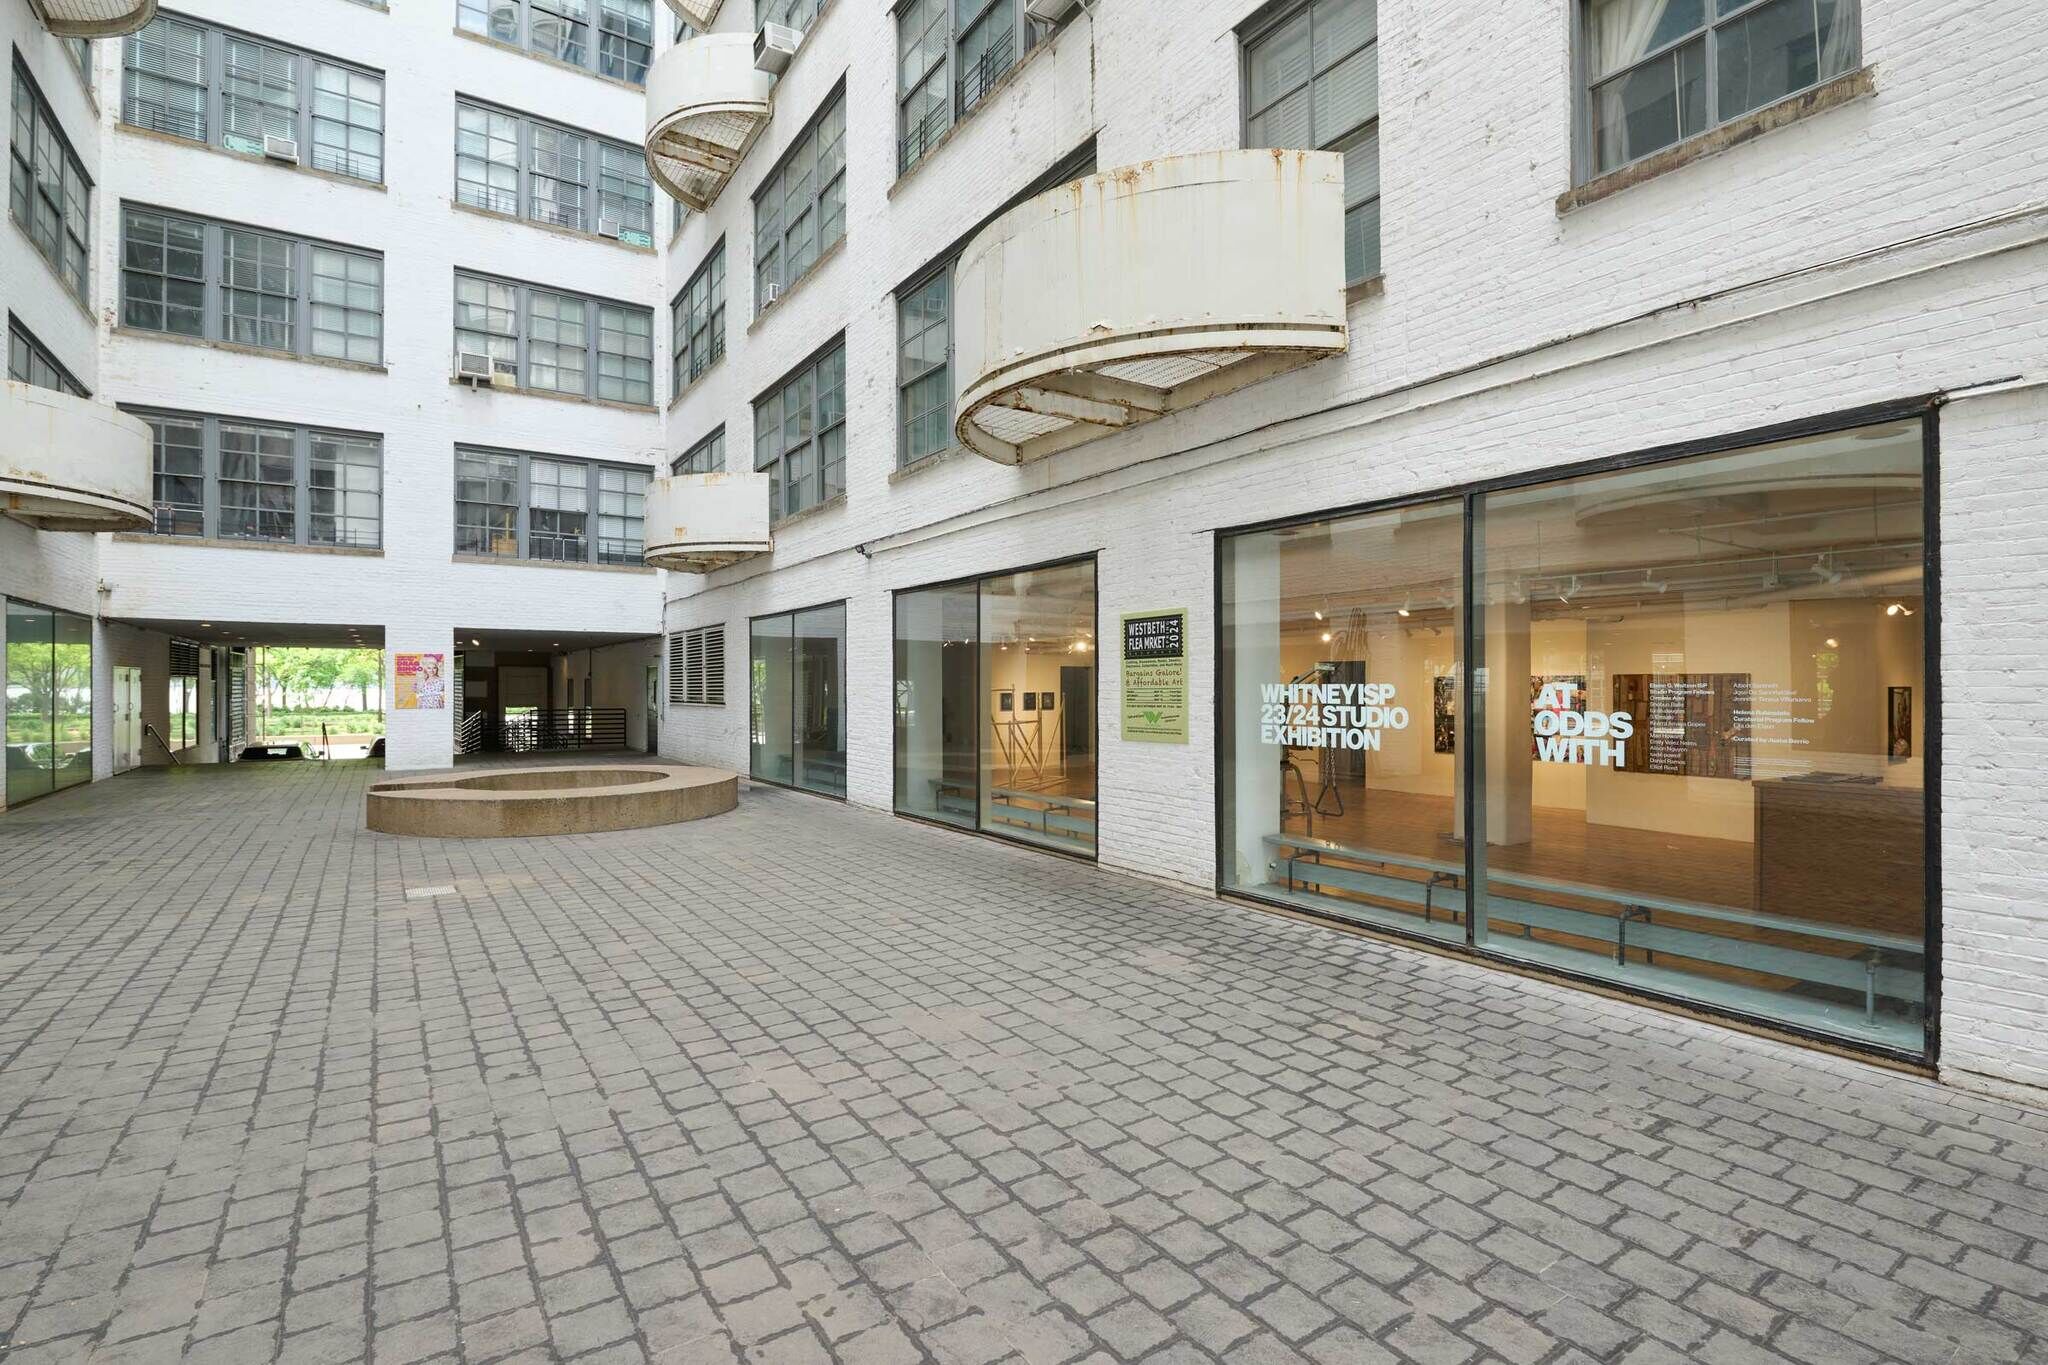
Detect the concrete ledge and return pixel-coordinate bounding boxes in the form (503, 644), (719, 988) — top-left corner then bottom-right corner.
(367, 763), (736, 837)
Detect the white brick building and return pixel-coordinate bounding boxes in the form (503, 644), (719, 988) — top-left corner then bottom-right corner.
(4, 0), (2046, 1097)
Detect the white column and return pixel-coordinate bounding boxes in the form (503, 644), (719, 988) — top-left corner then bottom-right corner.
(384, 624), (455, 771)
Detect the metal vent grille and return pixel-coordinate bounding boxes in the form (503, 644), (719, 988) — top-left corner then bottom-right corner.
(667, 625), (725, 705)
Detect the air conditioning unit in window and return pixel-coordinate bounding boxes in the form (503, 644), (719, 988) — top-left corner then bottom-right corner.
(456, 351), (493, 384)
(263, 134), (299, 163)
(1024, 0), (1078, 19)
(754, 22), (801, 75)
(763, 281), (781, 306)
(597, 215), (623, 239)
(489, 358), (519, 391)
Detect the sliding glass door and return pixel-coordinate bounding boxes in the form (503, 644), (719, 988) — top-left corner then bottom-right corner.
(750, 602), (846, 797)
(5, 600), (93, 809)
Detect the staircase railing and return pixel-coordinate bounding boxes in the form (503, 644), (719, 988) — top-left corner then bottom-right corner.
(143, 724), (182, 765)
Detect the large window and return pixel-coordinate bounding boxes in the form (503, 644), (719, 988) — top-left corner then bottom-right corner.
(121, 207), (383, 365)
(458, 0), (654, 85)
(1218, 416), (1932, 1056)
(751, 603), (846, 797)
(456, 100), (654, 243)
(753, 87), (845, 310)
(753, 341), (845, 521)
(1242, 0), (1380, 285)
(453, 272), (653, 404)
(673, 427), (724, 475)
(5, 601), (93, 808)
(134, 410), (383, 548)
(670, 240), (725, 393)
(897, 0), (1049, 170)
(1582, 0), (1861, 177)
(7, 317), (85, 395)
(11, 59), (92, 304)
(454, 447), (649, 565)
(122, 16), (385, 182)
(895, 558), (1097, 856)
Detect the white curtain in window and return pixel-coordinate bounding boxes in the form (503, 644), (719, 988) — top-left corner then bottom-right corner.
(1817, 0), (1859, 78)
(1588, 0), (1674, 80)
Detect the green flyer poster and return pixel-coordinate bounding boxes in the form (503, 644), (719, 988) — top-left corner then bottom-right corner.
(1120, 609), (1188, 743)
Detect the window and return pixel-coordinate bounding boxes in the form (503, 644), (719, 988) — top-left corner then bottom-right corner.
(895, 0), (1044, 171)
(668, 624), (726, 705)
(1216, 415), (1931, 1057)
(458, 0), (654, 85)
(455, 99), (653, 242)
(122, 207), (383, 364)
(132, 409), (383, 548)
(65, 39), (92, 87)
(7, 317), (86, 395)
(751, 603), (846, 797)
(671, 240), (725, 393)
(11, 59), (92, 304)
(452, 271), (654, 404)
(757, 0), (824, 35)
(1242, 0), (1380, 284)
(894, 558), (1098, 856)
(1581, 0), (1861, 177)
(5, 601), (93, 808)
(168, 639), (200, 751)
(897, 269), (950, 464)
(122, 16), (385, 183)
(754, 340), (845, 521)
(453, 447), (650, 565)
(673, 427), (724, 476)
(753, 86), (846, 309)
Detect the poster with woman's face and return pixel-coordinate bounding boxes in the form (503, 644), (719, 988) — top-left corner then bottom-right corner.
(395, 653), (448, 710)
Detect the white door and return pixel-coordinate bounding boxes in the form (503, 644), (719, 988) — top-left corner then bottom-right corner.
(113, 666), (143, 772)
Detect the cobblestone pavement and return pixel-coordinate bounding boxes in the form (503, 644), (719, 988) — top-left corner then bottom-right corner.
(2, 761), (2047, 1365)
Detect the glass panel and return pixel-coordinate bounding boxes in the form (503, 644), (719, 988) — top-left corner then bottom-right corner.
(1311, 42), (1377, 141)
(51, 611), (92, 791)
(1471, 420), (1927, 1051)
(1219, 499), (1465, 942)
(750, 614), (795, 786)
(1816, 0), (1861, 80)
(6, 602), (56, 808)
(895, 584), (979, 829)
(1591, 43), (1687, 173)
(792, 604), (847, 797)
(1333, 124), (1379, 282)
(1311, 0), (1378, 66)
(1715, 0), (1820, 120)
(1587, 0), (1706, 80)
(979, 561), (1096, 856)
(1247, 10), (1311, 115)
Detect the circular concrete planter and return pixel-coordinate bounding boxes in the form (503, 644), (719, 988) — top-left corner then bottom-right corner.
(366, 765), (737, 837)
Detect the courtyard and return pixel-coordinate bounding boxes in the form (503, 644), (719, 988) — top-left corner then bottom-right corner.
(0, 761), (2044, 1365)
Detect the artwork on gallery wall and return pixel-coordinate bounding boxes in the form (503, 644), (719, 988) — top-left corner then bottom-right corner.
(1040, 691), (1055, 711)
(1432, 675), (1456, 754)
(1888, 685), (1912, 760)
(1611, 672), (1753, 778)
(997, 690), (1015, 713)
(1022, 692), (1037, 712)
(1530, 674), (1586, 759)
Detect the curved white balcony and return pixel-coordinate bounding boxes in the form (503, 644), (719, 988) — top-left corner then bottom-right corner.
(28, 0), (156, 37)
(1, 383), (153, 533)
(644, 34), (775, 213)
(643, 472), (772, 574)
(954, 148), (1350, 465)
(660, 0), (723, 27)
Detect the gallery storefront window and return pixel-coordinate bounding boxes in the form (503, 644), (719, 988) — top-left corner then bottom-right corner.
(1219, 415), (1933, 1056)
(895, 558), (1098, 856)
(5, 600), (93, 809)
(750, 602), (847, 797)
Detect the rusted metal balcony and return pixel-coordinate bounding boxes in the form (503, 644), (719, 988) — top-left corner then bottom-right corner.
(1, 383), (154, 532)
(27, 0), (156, 37)
(642, 472), (773, 573)
(643, 33), (774, 213)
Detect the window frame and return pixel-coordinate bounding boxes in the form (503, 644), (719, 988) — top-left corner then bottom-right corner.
(669, 238), (725, 395)
(452, 444), (652, 566)
(10, 57), (93, 305)
(120, 14), (386, 183)
(452, 269), (654, 405)
(120, 204), (384, 366)
(457, 0), (654, 86)
(124, 405), (384, 549)
(752, 83), (847, 312)
(752, 337), (846, 523)
(667, 624), (726, 706)
(672, 426), (725, 476)
(7, 315), (88, 395)
(454, 97), (654, 243)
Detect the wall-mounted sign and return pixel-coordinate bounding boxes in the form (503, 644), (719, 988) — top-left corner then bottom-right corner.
(1121, 609), (1188, 743)
(394, 652), (446, 710)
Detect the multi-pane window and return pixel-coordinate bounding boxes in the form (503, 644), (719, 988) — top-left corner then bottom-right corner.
(455, 99), (652, 242)
(667, 625), (726, 705)
(670, 241), (724, 393)
(673, 427), (724, 475)
(757, 0), (824, 34)
(897, 269), (950, 465)
(452, 272), (654, 404)
(10, 60), (92, 304)
(1243, 0), (1381, 284)
(123, 17), (384, 183)
(458, 0), (654, 85)
(122, 207), (383, 364)
(896, 0), (1042, 171)
(7, 318), (86, 396)
(754, 87), (846, 309)
(133, 409), (383, 548)
(1582, 0), (1862, 177)
(754, 341), (845, 521)
(454, 447), (650, 565)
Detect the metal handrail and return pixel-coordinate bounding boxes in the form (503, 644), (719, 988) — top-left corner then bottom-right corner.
(143, 724), (182, 765)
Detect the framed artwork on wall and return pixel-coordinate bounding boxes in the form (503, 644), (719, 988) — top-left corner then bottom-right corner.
(1888, 685), (1912, 759)
(1040, 691), (1054, 711)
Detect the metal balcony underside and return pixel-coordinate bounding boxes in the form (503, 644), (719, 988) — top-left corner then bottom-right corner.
(28, 0), (157, 37)
(2, 383), (154, 533)
(661, 0), (723, 28)
(644, 34), (774, 213)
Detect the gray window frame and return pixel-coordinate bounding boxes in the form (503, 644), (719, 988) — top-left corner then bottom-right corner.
(893, 0), (1042, 173)
(753, 337), (845, 522)
(672, 426), (725, 476)
(7, 315), (87, 395)
(457, 0), (653, 86)
(895, 266), (950, 467)
(121, 14), (385, 183)
(127, 406), (383, 548)
(752, 84), (846, 312)
(454, 98), (652, 241)
(1572, 0), (1862, 182)
(670, 239), (725, 394)
(120, 204), (384, 365)
(1240, 0), (1381, 286)
(453, 444), (650, 565)
(755, 0), (825, 35)
(453, 270), (654, 405)
(10, 57), (93, 305)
